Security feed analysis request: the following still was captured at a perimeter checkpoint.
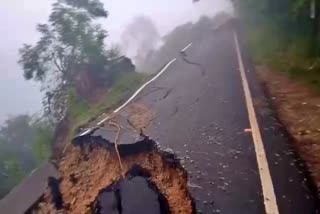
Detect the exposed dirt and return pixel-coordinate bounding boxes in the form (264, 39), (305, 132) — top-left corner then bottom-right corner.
(30, 136), (194, 214)
(256, 65), (320, 190)
(123, 103), (156, 131)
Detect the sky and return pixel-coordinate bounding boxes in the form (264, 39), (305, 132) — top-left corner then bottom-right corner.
(0, 0), (232, 124)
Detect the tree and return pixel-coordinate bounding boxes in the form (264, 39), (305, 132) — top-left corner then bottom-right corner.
(0, 115), (34, 148)
(0, 116), (35, 198)
(0, 115), (53, 198)
(18, 0), (110, 122)
(237, 0), (320, 57)
(32, 120), (54, 163)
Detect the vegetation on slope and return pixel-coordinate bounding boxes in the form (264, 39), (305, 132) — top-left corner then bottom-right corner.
(0, 115), (53, 198)
(238, 0), (320, 91)
(0, 0), (145, 198)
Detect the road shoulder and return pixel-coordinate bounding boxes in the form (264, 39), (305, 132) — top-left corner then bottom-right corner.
(257, 65), (320, 194)
(236, 29), (319, 212)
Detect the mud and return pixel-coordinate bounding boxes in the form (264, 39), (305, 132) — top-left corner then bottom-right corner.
(29, 132), (195, 214)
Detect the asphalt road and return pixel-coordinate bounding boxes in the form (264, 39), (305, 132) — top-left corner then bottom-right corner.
(0, 163), (59, 213)
(116, 28), (318, 213)
(1, 27), (319, 213)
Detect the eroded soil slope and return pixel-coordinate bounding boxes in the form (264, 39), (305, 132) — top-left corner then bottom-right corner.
(30, 135), (195, 214)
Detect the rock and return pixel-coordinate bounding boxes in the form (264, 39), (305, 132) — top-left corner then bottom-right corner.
(188, 182), (202, 189)
(208, 181), (215, 186)
(298, 130), (311, 135)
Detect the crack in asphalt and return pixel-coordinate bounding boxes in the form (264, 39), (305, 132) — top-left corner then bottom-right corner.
(160, 88), (173, 101)
(181, 52), (206, 76)
(134, 86), (165, 102)
(126, 118), (140, 133)
(171, 106), (179, 117)
(135, 86), (173, 103)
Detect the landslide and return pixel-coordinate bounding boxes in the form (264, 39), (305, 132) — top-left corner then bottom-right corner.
(30, 135), (195, 214)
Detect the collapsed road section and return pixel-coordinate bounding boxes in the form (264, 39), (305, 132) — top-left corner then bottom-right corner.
(27, 127), (195, 214)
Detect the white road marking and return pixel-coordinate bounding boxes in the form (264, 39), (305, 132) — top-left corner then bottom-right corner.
(114, 58), (177, 114)
(181, 42), (192, 52)
(233, 32), (279, 214)
(93, 58), (177, 127)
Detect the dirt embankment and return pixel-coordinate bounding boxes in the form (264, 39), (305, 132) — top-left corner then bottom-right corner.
(29, 135), (195, 214)
(257, 65), (320, 190)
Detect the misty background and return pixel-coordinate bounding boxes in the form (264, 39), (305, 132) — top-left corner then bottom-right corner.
(0, 0), (232, 124)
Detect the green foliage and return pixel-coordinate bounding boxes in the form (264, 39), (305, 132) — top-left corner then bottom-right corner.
(3, 158), (24, 184)
(67, 88), (89, 119)
(95, 72), (146, 114)
(110, 72), (146, 95)
(33, 126), (53, 163)
(240, 0), (320, 91)
(19, 0), (108, 82)
(0, 115), (53, 199)
(65, 71), (146, 145)
(18, 0), (110, 122)
(75, 72), (145, 124)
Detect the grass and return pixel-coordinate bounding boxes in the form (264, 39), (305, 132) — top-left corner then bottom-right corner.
(65, 71), (147, 145)
(245, 21), (320, 92)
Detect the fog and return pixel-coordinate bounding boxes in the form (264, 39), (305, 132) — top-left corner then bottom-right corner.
(0, 0), (232, 124)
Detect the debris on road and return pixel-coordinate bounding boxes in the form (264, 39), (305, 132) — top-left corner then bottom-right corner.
(244, 128), (252, 133)
(188, 182), (203, 189)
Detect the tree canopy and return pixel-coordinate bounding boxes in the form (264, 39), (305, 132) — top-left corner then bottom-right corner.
(18, 0), (113, 122)
(236, 0), (319, 56)
(0, 115), (53, 198)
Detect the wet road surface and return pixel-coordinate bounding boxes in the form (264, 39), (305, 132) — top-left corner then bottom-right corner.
(1, 27), (318, 213)
(0, 163), (59, 213)
(117, 28), (318, 213)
